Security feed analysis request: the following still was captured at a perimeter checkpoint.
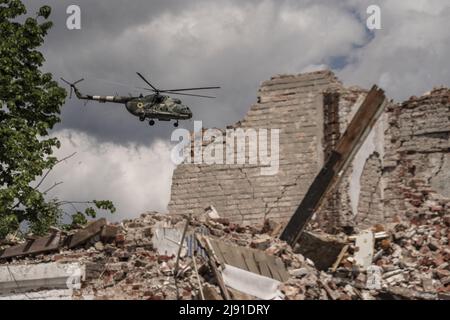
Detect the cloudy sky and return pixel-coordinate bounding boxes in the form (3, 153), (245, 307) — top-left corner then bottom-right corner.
(21, 0), (450, 220)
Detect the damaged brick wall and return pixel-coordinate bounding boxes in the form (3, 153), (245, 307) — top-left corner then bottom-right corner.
(355, 152), (384, 229)
(169, 70), (449, 232)
(315, 86), (449, 232)
(169, 71), (343, 225)
(383, 88), (450, 220)
(318, 90), (342, 232)
(315, 87), (370, 233)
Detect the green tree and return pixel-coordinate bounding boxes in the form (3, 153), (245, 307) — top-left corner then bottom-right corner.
(0, 1), (115, 238)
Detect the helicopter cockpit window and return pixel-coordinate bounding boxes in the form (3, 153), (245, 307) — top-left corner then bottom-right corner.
(154, 96), (165, 104)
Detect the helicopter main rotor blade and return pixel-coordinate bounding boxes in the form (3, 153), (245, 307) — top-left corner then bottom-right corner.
(164, 91), (216, 99)
(159, 86), (221, 92)
(137, 87), (215, 98)
(136, 72), (159, 92)
(60, 78), (71, 85)
(137, 87), (157, 92)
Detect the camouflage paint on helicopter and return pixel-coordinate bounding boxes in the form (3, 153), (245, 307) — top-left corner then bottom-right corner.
(126, 94), (192, 123)
(61, 73), (219, 127)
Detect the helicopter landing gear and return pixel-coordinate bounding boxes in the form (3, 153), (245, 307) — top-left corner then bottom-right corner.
(139, 116), (145, 122)
(174, 121), (179, 128)
(149, 120), (155, 126)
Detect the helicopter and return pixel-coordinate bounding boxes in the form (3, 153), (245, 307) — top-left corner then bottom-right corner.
(61, 73), (220, 127)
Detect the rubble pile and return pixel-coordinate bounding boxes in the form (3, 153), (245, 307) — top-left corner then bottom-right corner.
(292, 213), (450, 300)
(0, 209), (448, 300)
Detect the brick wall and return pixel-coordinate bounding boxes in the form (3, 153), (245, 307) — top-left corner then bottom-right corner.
(169, 71), (342, 225)
(383, 88), (450, 221)
(314, 87), (369, 232)
(169, 70), (450, 231)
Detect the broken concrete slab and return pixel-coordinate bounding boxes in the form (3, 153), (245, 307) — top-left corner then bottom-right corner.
(294, 231), (348, 270)
(0, 262), (85, 295)
(0, 289), (80, 300)
(354, 230), (375, 269)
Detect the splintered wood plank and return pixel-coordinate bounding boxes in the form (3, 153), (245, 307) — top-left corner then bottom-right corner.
(331, 244), (349, 273)
(241, 250), (260, 275)
(208, 239), (226, 265)
(253, 251), (273, 279)
(233, 245), (252, 272)
(266, 262), (282, 282)
(69, 218), (106, 248)
(204, 238), (289, 282)
(216, 241), (247, 270)
(265, 256), (290, 282)
(273, 257), (290, 282)
(0, 233), (61, 259)
(198, 236), (230, 300)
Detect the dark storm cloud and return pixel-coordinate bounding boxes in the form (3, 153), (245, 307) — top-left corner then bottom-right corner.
(24, 0), (211, 144)
(22, 0), (450, 147)
(23, 0), (369, 145)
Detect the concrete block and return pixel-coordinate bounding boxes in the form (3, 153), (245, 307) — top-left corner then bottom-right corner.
(0, 262), (85, 295)
(354, 231), (375, 269)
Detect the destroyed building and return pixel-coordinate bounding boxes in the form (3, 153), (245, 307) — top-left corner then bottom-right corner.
(169, 70), (450, 233)
(0, 70), (449, 300)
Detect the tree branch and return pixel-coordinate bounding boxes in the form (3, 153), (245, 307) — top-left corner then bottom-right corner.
(10, 152), (77, 210)
(34, 152), (77, 191)
(43, 181), (63, 194)
(57, 201), (95, 206)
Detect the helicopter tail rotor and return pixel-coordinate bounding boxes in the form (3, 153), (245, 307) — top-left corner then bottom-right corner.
(61, 78), (84, 99)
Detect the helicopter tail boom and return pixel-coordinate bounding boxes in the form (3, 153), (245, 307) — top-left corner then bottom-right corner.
(88, 95), (132, 104)
(61, 78), (133, 104)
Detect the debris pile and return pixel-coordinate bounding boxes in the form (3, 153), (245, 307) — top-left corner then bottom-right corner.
(0, 209), (448, 300)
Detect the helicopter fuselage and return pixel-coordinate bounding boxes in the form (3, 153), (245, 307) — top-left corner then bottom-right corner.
(62, 73), (218, 127)
(72, 85), (193, 125)
(125, 94), (193, 121)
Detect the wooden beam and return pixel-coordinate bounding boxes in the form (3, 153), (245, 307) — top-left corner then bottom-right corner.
(195, 235), (231, 300)
(68, 218), (106, 249)
(0, 233), (61, 259)
(279, 151), (341, 246)
(280, 86), (386, 246)
(331, 244), (349, 273)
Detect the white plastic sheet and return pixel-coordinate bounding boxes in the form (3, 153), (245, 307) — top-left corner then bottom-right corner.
(221, 264), (284, 300)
